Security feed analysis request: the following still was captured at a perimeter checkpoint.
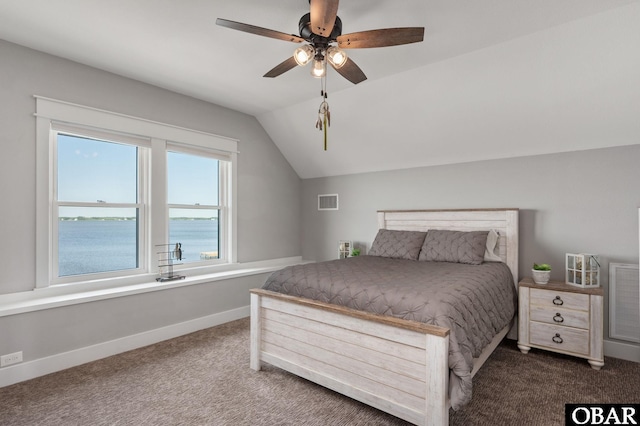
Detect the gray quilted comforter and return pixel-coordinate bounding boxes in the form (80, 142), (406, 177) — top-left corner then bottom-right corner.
(262, 255), (516, 409)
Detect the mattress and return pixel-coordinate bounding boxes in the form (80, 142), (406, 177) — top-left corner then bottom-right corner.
(262, 255), (517, 409)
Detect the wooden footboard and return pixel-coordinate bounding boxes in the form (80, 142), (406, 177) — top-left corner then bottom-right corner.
(250, 289), (451, 426)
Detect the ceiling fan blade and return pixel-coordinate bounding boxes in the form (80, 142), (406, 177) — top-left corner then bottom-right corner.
(216, 18), (305, 43)
(337, 27), (425, 49)
(330, 58), (367, 85)
(264, 57), (299, 78)
(309, 0), (339, 37)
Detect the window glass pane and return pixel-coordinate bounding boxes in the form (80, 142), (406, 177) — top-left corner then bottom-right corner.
(167, 151), (219, 205)
(58, 207), (138, 276)
(169, 208), (219, 263)
(57, 134), (137, 203)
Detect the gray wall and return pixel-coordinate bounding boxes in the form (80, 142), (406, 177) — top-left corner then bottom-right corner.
(0, 40), (300, 366)
(302, 145), (640, 343)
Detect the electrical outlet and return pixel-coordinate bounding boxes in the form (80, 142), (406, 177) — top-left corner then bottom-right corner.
(1, 351), (23, 367)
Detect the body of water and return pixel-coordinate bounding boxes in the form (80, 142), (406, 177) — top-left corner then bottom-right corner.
(58, 220), (219, 277)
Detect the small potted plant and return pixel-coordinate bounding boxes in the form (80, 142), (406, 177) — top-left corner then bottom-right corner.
(351, 248), (361, 257)
(532, 263), (551, 285)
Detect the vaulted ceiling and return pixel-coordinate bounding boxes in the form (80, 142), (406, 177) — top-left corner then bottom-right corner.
(0, 0), (638, 178)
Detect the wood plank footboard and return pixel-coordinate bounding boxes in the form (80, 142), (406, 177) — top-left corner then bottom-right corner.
(250, 289), (451, 426)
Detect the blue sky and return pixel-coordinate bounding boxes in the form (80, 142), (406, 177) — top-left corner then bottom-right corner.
(57, 134), (219, 218)
(58, 134), (136, 204)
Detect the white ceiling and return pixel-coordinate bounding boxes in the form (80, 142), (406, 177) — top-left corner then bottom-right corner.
(0, 0), (638, 178)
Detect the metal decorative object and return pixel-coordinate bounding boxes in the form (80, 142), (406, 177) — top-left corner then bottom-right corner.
(156, 243), (186, 282)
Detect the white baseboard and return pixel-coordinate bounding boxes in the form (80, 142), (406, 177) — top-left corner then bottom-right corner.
(0, 305), (250, 388)
(604, 339), (640, 363)
(3, 311), (635, 389)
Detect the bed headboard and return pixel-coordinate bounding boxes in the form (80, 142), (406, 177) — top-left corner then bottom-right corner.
(377, 208), (519, 286)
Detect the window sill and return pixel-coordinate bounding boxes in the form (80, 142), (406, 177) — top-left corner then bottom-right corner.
(0, 257), (306, 318)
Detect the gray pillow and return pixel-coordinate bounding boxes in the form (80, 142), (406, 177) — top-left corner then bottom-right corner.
(368, 229), (427, 260)
(419, 230), (489, 265)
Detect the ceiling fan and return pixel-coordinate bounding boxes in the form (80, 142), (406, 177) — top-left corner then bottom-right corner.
(216, 0), (425, 85)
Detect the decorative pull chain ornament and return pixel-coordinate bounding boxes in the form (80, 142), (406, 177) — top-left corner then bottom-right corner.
(316, 93), (330, 150)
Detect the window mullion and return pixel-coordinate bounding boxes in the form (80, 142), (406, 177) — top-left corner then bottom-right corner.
(218, 161), (227, 263)
(138, 146), (149, 273)
(150, 138), (167, 275)
(49, 131), (60, 286)
(221, 159), (233, 263)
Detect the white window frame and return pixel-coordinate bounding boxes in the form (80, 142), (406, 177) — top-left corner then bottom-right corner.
(35, 96), (238, 289)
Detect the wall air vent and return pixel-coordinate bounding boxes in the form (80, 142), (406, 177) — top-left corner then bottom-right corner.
(609, 263), (640, 343)
(318, 194), (338, 211)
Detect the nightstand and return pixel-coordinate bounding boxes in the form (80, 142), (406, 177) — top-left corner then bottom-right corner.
(518, 277), (604, 370)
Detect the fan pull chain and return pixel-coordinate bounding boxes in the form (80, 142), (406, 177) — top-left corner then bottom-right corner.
(315, 74), (330, 150)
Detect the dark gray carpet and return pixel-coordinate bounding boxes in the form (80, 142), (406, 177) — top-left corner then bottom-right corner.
(1, 318), (638, 425)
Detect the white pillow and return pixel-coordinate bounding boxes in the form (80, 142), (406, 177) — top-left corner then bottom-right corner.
(483, 229), (503, 262)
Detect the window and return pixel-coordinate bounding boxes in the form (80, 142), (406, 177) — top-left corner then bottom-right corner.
(36, 97), (238, 288)
(55, 131), (144, 278)
(167, 149), (225, 264)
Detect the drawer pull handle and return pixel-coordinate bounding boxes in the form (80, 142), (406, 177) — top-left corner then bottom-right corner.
(553, 296), (564, 306)
(553, 313), (564, 323)
(552, 333), (563, 344)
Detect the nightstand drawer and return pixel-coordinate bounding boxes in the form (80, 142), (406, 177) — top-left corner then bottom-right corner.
(530, 305), (589, 329)
(529, 322), (589, 355)
(530, 288), (589, 311)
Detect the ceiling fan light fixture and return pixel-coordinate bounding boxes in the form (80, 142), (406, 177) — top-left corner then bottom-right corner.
(326, 46), (347, 68)
(293, 45), (314, 66)
(311, 58), (326, 78)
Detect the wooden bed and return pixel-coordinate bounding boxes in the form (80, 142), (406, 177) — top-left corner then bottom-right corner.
(250, 209), (519, 426)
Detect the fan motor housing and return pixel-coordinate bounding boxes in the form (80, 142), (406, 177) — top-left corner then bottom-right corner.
(299, 13), (342, 42)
